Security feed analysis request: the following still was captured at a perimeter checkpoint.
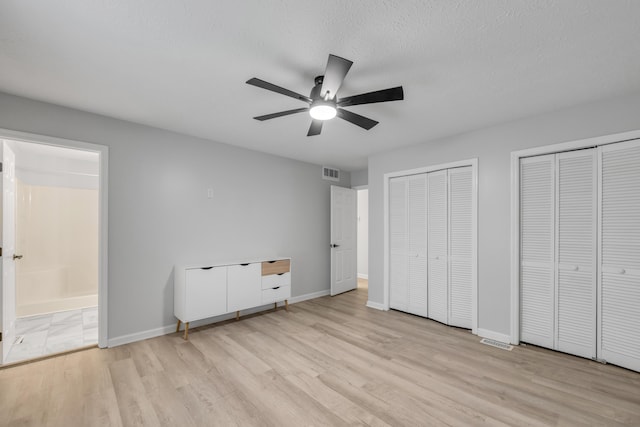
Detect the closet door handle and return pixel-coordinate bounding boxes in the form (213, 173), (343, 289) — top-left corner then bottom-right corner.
(13, 254), (23, 260)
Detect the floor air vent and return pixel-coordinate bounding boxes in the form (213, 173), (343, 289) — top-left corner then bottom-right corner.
(322, 166), (340, 182)
(480, 338), (513, 351)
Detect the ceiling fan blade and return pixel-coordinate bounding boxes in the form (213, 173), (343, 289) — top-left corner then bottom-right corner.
(254, 107), (309, 121)
(320, 54), (353, 100)
(336, 108), (379, 130)
(307, 120), (323, 136)
(337, 86), (404, 107)
(246, 78), (312, 103)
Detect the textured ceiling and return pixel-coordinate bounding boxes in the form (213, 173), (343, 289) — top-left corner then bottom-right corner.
(1, 1), (640, 171)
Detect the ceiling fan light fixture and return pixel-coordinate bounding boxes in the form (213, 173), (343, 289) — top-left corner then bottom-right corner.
(246, 54), (404, 135)
(309, 100), (337, 121)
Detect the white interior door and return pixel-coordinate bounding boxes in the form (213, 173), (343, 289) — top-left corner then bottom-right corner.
(555, 149), (597, 359)
(520, 154), (555, 349)
(1, 141), (17, 363)
(389, 177), (408, 310)
(407, 174), (428, 317)
(448, 166), (474, 329)
(331, 186), (357, 296)
(598, 139), (640, 372)
(427, 170), (448, 324)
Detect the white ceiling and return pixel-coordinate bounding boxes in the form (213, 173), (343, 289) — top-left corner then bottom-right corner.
(1, 1), (640, 171)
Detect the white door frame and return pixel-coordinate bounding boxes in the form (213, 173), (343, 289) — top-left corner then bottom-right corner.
(353, 185), (368, 281)
(509, 129), (640, 344)
(382, 158), (478, 334)
(0, 128), (109, 349)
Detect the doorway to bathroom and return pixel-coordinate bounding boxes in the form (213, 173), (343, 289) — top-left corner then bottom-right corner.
(0, 133), (108, 365)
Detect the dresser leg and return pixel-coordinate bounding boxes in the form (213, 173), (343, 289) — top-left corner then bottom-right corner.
(236, 310), (240, 320)
(184, 322), (189, 340)
(285, 299), (289, 311)
(176, 320), (181, 333)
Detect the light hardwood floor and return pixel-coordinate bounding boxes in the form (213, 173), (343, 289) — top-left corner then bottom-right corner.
(2, 284), (640, 426)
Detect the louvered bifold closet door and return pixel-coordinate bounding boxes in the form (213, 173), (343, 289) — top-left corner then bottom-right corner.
(555, 150), (596, 359)
(599, 139), (640, 372)
(428, 170), (448, 324)
(520, 155), (555, 349)
(407, 174), (428, 316)
(448, 167), (474, 328)
(389, 176), (408, 311)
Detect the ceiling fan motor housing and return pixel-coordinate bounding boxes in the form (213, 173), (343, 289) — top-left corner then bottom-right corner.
(310, 76), (325, 100)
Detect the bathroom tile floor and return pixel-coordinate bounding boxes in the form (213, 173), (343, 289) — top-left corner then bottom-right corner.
(5, 306), (98, 363)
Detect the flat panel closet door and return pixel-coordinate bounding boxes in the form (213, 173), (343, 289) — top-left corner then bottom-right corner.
(520, 155), (555, 349)
(599, 139), (640, 372)
(555, 150), (596, 359)
(407, 174), (428, 316)
(389, 176), (408, 311)
(428, 170), (448, 324)
(448, 166), (473, 329)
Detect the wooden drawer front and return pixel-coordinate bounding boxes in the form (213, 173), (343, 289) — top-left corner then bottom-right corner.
(261, 272), (291, 290)
(261, 285), (291, 304)
(262, 259), (290, 276)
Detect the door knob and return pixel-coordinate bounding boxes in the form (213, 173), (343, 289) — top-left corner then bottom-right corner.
(13, 254), (23, 260)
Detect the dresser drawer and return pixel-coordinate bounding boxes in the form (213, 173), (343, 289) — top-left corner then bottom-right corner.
(261, 272), (291, 290)
(262, 285), (291, 304)
(261, 259), (290, 276)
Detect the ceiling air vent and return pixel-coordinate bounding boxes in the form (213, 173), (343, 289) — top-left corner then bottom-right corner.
(322, 166), (340, 182)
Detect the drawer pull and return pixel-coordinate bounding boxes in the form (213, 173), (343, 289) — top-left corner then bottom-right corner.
(272, 286), (280, 290)
(268, 260), (277, 263)
(240, 263), (250, 266)
(277, 272), (285, 276)
(201, 266), (213, 270)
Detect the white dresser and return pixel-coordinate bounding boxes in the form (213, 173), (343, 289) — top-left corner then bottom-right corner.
(174, 257), (291, 339)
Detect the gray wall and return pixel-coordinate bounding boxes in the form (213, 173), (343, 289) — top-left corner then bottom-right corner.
(368, 91), (640, 337)
(350, 169), (368, 187)
(0, 92), (350, 340)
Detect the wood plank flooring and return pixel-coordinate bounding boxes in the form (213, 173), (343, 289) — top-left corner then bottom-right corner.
(2, 283), (640, 426)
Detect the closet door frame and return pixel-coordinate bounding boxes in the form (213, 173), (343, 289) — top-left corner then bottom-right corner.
(510, 129), (640, 345)
(382, 158), (478, 334)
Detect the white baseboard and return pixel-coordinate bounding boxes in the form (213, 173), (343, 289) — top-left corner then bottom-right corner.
(477, 328), (512, 345)
(366, 300), (387, 311)
(357, 273), (368, 280)
(108, 324), (177, 347)
(108, 288), (331, 347)
(289, 289), (330, 304)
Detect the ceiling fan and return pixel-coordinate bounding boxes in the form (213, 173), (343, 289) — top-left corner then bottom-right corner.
(246, 54), (404, 136)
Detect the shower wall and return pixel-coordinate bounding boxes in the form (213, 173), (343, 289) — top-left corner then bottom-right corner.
(16, 179), (98, 316)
